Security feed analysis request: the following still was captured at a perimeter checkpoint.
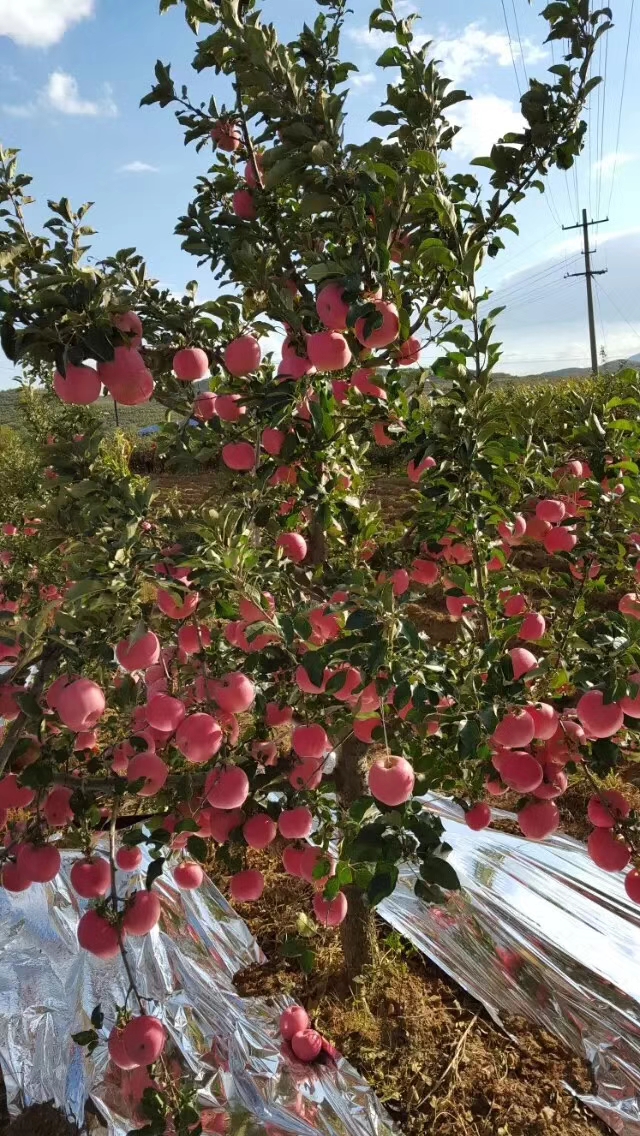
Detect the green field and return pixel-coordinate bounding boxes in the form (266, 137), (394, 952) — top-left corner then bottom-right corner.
(0, 387), (163, 434)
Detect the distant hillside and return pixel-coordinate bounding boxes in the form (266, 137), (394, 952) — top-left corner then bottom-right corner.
(0, 388), (163, 433)
(501, 355), (640, 383)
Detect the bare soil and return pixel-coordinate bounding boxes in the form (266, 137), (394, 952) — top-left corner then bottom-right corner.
(216, 850), (609, 1136)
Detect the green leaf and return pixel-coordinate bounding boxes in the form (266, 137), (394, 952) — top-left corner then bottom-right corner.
(91, 1004), (104, 1030)
(375, 46), (405, 67)
(408, 151), (438, 175)
(299, 194), (335, 217)
(187, 835), (208, 862)
(421, 855), (460, 891)
(72, 1029), (98, 1047)
(367, 865), (398, 906)
(146, 857), (165, 890)
(369, 110), (401, 126)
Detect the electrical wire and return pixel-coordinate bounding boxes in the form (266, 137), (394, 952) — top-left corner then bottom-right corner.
(500, 0), (523, 95)
(595, 278), (640, 348)
(510, 0), (529, 86)
(607, 0), (636, 213)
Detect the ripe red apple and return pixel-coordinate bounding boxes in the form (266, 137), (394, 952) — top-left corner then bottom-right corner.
(355, 300), (399, 349)
(122, 1015), (166, 1065)
(465, 802), (491, 831)
(233, 189), (257, 220)
(536, 499), (565, 523)
(510, 647), (538, 681)
(624, 869), (640, 903)
(262, 427), (286, 456)
(407, 456), (436, 482)
(173, 347), (209, 382)
(368, 754), (415, 806)
(493, 710), (535, 749)
(397, 336), (421, 365)
(619, 593), (640, 620)
(282, 845), (306, 877)
(316, 283), (350, 330)
(108, 1026), (139, 1070)
(127, 752), (169, 796)
(56, 678), (106, 732)
(211, 120), (242, 151)
(146, 693), (185, 732)
(242, 814), (277, 849)
(280, 1004), (310, 1040)
(124, 890), (162, 936)
(524, 702), (559, 740)
(494, 750), (543, 793)
(306, 331), (352, 372)
(206, 766), (250, 809)
(291, 1028), (322, 1062)
(222, 441), (256, 471)
(519, 612), (546, 641)
(410, 558), (439, 585)
(210, 673), (255, 714)
(77, 910), (121, 959)
(43, 785), (74, 826)
(224, 335), (262, 376)
(20, 843), (61, 883)
(98, 347), (155, 406)
(518, 801), (559, 840)
(0, 774), (35, 810)
(117, 846), (143, 872)
(587, 827), (631, 871)
(70, 855), (111, 898)
(114, 310), (143, 347)
(587, 789), (630, 827)
(577, 690), (623, 738)
(194, 391), (217, 420)
(156, 589), (200, 620)
(292, 724), (330, 760)
(175, 713), (223, 763)
(53, 364), (101, 406)
(1, 861), (31, 892)
(174, 861), (204, 890)
(276, 532), (307, 562)
(543, 526), (577, 554)
(278, 806), (313, 839)
(312, 891), (348, 926)
(116, 631), (160, 673)
(230, 869), (264, 902)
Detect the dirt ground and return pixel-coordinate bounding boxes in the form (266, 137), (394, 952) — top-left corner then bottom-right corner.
(216, 850), (609, 1136)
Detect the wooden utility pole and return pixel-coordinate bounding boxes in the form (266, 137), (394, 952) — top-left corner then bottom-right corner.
(563, 209), (608, 376)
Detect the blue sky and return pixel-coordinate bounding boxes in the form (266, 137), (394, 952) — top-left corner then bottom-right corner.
(0, 0), (638, 383)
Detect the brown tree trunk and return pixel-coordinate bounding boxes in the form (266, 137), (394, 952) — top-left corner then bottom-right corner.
(335, 734), (377, 983)
(309, 514), (326, 566)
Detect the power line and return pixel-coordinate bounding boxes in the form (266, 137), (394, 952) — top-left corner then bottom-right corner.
(510, 0), (529, 86)
(607, 0), (636, 213)
(595, 279), (640, 347)
(500, 0), (523, 95)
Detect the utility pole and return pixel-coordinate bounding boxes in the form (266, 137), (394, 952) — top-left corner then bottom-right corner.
(563, 209), (608, 376)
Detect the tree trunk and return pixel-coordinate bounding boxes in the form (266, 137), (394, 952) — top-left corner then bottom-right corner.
(309, 514), (326, 566)
(335, 734), (377, 983)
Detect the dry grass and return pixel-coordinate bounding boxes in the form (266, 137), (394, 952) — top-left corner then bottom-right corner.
(215, 850), (608, 1136)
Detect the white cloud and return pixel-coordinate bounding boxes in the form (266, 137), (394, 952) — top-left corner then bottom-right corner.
(429, 24), (545, 83)
(451, 94), (524, 159)
(119, 161), (160, 174)
(594, 151), (637, 176)
(4, 70), (117, 118)
(2, 102), (34, 118)
(347, 26), (389, 50)
(0, 0), (94, 48)
(352, 72), (376, 89)
(347, 20), (546, 85)
(45, 70), (116, 116)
